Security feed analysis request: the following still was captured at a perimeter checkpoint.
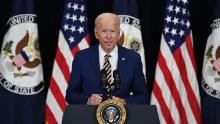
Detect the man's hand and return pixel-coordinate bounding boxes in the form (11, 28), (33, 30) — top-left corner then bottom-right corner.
(87, 94), (102, 105)
(112, 96), (126, 105)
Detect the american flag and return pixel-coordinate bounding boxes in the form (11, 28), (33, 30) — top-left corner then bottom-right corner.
(150, 0), (201, 124)
(45, 0), (90, 123)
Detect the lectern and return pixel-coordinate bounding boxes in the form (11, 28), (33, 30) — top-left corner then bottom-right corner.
(62, 105), (160, 124)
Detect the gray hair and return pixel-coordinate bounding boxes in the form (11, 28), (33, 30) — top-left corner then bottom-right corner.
(94, 13), (120, 28)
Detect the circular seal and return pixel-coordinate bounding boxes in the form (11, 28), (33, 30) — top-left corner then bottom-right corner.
(202, 44), (220, 99)
(96, 99), (126, 124)
(0, 14), (44, 95)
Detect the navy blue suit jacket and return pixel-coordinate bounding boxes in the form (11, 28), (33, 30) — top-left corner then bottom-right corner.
(65, 45), (148, 104)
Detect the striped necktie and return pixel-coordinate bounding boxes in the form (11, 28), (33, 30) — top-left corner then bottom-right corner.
(103, 54), (112, 84)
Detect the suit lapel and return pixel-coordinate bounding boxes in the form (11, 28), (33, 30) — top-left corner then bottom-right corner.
(117, 46), (126, 75)
(92, 45), (100, 80)
(91, 45), (103, 91)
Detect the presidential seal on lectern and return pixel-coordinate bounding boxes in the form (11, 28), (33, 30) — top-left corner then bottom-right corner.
(96, 99), (126, 124)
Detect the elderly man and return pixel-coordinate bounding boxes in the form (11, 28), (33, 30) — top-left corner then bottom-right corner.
(65, 12), (148, 105)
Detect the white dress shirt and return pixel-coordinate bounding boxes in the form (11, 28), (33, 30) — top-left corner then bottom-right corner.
(99, 45), (118, 84)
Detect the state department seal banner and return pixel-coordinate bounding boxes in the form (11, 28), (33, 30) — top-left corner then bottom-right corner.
(0, 0), (45, 124)
(202, 18), (220, 100)
(113, 0), (146, 76)
(96, 99), (126, 124)
(201, 1), (220, 123)
(0, 14), (44, 95)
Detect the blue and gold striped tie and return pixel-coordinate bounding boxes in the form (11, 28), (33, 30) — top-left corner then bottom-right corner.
(103, 54), (112, 84)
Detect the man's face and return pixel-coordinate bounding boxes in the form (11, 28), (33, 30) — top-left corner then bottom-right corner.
(94, 17), (120, 53)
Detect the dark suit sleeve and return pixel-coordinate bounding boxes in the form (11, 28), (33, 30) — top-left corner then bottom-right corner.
(125, 53), (149, 104)
(65, 52), (89, 104)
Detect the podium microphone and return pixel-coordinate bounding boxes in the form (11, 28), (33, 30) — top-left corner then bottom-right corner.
(100, 69), (107, 88)
(113, 70), (120, 89)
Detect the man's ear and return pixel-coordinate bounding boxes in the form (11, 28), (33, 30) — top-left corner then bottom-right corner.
(94, 28), (99, 39)
(117, 29), (121, 40)
(117, 29), (124, 46)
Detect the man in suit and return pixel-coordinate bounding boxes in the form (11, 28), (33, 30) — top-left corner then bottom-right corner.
(65, 13), (148, 105)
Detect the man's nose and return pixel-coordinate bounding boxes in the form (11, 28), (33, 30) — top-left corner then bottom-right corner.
(106, 31), (112, 38)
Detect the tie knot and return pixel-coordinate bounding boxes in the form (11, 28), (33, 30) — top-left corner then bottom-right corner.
(104, 54), (111, 59)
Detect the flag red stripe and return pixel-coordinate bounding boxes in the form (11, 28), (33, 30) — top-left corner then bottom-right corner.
(158, 51), (188, 124)
(71, 46), (80, 57)
(185, 35), (197, 73)
(85, 34), (91, 45)
(173, 49), (201, 124)
(45, 104), (58, 124)
(56, 48), (71, 82)
(185, 37), (201, 123)
(153, 80), (175, 124)
(49, 77), (67, 112)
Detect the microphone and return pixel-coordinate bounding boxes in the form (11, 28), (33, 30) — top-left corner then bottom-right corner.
(113, 70), (120, 90)
(100, 69), (112, 100)
(100, 69), (107, 89)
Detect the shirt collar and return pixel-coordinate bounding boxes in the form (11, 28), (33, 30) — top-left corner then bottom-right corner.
(99, 45), (118, 58)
